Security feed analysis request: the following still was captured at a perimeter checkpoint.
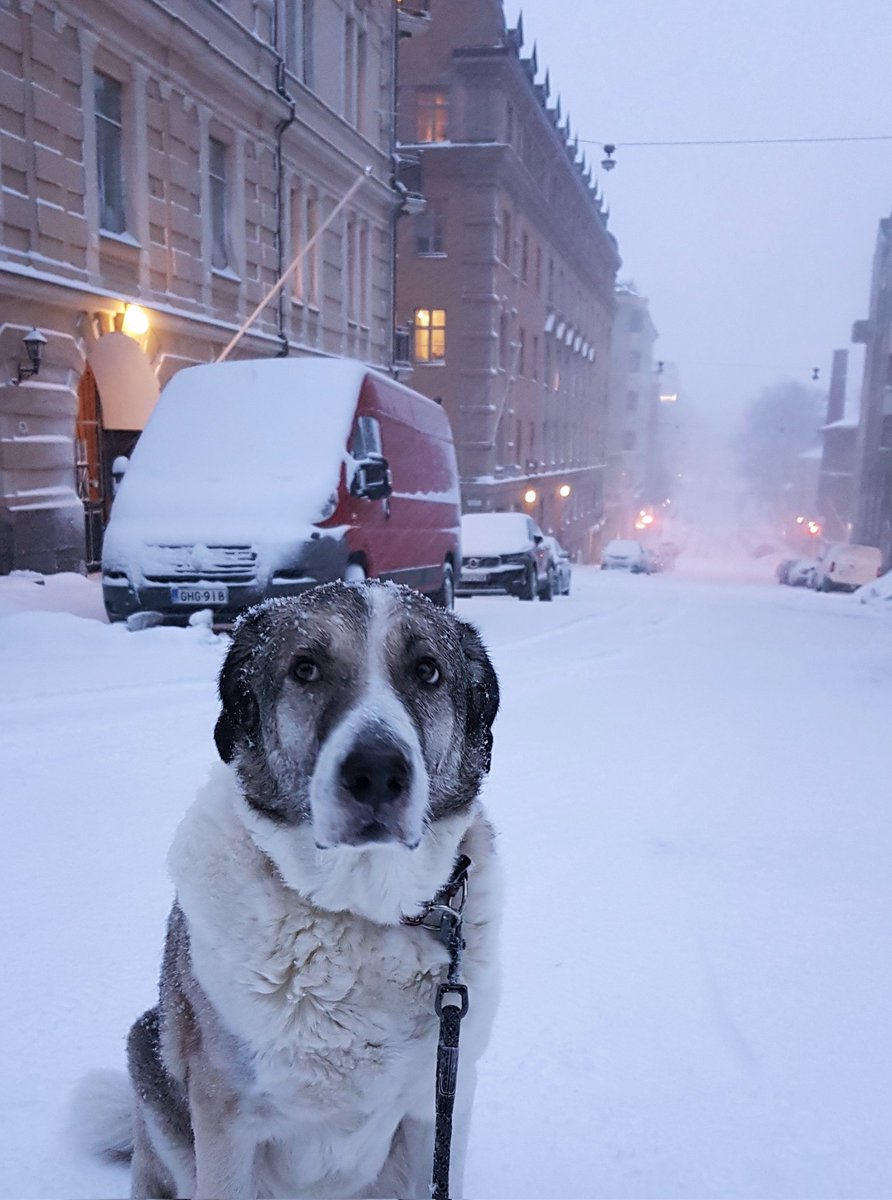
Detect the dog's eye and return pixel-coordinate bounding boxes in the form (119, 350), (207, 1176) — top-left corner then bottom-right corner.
(416, 656), (441, 686)
(292, 656), (320, 683)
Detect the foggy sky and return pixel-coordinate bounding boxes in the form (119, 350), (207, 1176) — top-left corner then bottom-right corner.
(505, 0), (892, 423)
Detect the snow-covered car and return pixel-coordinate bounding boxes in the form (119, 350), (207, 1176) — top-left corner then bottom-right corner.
(811, 543), (883, 593)
(787, 558), (817, 587)
(541, 536), (572, 595)
(856, 567), (892, 606)
(776, 558), (796, 584)
(643, 547), (664, 573)
(458, 512), (554, 600)
(600, 538), (649, 573)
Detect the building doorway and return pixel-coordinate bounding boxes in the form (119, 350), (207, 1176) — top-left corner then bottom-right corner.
(75, 366), (139, 570)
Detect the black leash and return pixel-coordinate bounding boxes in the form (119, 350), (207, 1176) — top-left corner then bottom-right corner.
(403, 853), (472, 1200)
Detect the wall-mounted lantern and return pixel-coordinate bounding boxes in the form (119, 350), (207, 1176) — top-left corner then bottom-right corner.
(15, 328), (47, 384)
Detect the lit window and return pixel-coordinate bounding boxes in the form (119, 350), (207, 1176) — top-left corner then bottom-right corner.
(95, 72), (125, 234)
(416, 89), (448, 143)
(414, 307), (446, 362)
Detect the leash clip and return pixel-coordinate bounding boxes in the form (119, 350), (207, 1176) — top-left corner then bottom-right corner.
(435, 981), (469, 1020)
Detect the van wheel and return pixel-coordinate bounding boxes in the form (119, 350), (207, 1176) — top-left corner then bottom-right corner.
(433, 563), (455, 610)
(519, 561), (536, 601)
(343, 562), (367, 584)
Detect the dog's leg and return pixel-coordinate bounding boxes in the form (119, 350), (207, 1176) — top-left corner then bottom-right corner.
(189, 1072), (256, 1200)
(130, 1106), (178, 1200)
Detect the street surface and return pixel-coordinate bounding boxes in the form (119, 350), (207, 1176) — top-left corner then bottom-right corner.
(1, 563), (889, 1197)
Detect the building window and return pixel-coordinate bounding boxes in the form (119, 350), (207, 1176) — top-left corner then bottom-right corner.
(499, 311), (510, 370)
(521, 230), (529, 283)
(414, 203), (445, 255)
(623, 430), (636, 451)
(291, 188), (319, 305)
(501, 209), (511, 266)
(209, 137), (229, 270)
(414, 307), (446, 362)
(416, 89), (448, 143)
(626, 390), (638, 411)
(343, 16), (365, 128)
(518, 327), (526, 376)
(629, 351), (641, 372)
(94, 71), (125, 234)
(532, 335), (539, 381)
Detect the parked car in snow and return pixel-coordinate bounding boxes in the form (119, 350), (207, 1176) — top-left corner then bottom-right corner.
(541, 535), (572, 595)
(776, 558), (796, 584)
(102, 358), (461, 625)
(458, 512), (554, 600)
(643, 547), (664, 574)
(856, 567), (892, 606)
(600, 538), (650, 573)
(787, 558), (818, 587)
(811, 542), (883, 593)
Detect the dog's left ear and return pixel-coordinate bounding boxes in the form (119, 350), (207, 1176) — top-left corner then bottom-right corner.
(455, 617), (500, 774)
(214, 614), (263, 763)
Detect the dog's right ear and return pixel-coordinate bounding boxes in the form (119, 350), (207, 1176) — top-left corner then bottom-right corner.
(214, 616), (262, 763)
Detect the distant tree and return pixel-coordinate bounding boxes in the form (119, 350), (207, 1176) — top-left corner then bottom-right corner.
(735, 381), (824, 505)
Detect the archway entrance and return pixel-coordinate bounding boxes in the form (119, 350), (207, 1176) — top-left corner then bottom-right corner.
(76, 332), (160, 570)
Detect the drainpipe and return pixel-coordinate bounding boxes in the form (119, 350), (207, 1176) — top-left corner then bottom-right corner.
(272, 3), (296, 357)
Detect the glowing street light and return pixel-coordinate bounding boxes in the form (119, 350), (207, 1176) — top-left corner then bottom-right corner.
(523, 488), (537, 505)
(558, 483), (572, 499)
(121, 304), (150, 336)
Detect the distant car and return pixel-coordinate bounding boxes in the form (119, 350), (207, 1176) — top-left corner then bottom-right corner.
(643, 547), (664, 574)
(541, 536), (572, 595)
(776, 558), (797, 584)
(600, 538), (649, 573)
(811, 542), (883, 593)
(458, 512), (555, 600)
(787, 558), (817, 587)
(856, 566), (892, 605)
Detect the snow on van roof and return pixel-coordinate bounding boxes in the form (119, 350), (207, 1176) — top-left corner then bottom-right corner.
(461, 511), (535, 555)
(106, 357), (373, 551)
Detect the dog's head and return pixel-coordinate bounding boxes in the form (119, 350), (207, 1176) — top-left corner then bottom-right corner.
(214, 582), (499, 850)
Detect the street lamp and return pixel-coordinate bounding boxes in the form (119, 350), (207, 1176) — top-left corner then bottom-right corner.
(15, 328), (47, 384)
(121, 304), (150, 337)
(523, 488), (537, 505)
(558, 483), (572, 499)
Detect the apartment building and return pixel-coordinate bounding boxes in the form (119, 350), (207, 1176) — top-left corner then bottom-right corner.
(394, 0), (619, 561)
(0, 0), (410, 574)
(604, 283), (659, 537)
(852, 211), (892, 567)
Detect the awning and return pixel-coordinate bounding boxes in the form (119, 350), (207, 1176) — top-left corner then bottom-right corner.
(88, 332), (160, 431)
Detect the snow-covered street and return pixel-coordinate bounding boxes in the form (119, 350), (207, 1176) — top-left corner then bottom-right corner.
(1, 564), (890, 1198)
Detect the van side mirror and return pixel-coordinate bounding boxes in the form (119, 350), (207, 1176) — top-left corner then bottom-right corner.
(351, 455), (392, 501)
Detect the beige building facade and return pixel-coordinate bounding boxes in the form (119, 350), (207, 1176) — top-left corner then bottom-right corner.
(394, 0), (619, 561)
(1, 0), (410, 573)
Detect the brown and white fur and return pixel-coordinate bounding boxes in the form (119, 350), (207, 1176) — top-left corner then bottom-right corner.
(74, 581), (501, 1199)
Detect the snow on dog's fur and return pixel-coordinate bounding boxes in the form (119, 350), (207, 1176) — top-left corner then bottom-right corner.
(72, 581), (501, 1199)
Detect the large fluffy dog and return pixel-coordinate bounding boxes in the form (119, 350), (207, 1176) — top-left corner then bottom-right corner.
(77, 581), (501, 1199)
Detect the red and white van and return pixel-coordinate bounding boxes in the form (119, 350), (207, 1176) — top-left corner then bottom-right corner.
(102, 357), (461, 624)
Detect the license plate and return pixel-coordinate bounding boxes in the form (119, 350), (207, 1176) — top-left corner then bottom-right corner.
(170, 585), (228, 606)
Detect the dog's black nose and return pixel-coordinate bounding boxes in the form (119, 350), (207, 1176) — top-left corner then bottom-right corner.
(340, 733), (411, 811)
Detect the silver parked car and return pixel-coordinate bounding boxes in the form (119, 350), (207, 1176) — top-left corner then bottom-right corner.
(600, 538), (650, 573)
(541, 536), (572, 595)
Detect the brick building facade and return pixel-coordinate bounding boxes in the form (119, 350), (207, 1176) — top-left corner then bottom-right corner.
(394, 0), (619, 561)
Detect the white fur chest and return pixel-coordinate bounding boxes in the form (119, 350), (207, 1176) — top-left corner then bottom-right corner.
(168, 765), (501, 1174)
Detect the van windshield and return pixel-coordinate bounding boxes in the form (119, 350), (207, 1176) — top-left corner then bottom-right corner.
(110, 358), (369, 543)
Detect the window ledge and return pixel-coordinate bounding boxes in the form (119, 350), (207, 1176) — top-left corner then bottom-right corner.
(212, 266), (241, 283)
(100, 229), (141, 249)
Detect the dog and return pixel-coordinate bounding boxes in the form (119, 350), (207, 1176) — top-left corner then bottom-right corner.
(74, 580), (501, 1199)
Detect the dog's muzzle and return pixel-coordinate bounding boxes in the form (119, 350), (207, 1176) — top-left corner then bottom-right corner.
(314, 726), (422, 849)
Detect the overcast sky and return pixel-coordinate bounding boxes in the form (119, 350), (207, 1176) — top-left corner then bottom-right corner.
(504, 0), (892, 422)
